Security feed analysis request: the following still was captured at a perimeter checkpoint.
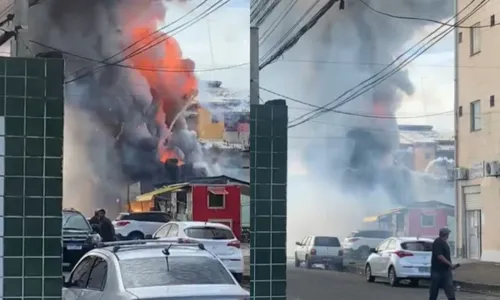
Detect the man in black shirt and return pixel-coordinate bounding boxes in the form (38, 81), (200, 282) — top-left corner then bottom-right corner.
(429, 228), (459, 300)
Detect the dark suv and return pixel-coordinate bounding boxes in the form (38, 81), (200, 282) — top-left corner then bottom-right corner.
(62, 209), (102, 269)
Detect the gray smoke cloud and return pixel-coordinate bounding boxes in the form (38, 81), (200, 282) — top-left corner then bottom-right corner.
(257, 0), (453, 254)
(28, 0), (209, 218)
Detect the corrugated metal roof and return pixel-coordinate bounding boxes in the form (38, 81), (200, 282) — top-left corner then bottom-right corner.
(398, 125), (454, 145)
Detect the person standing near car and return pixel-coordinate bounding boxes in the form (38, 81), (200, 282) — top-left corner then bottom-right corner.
(97, 209), (116, 242)
(429, 228), (459, 300)
(89, 209), (100, 226)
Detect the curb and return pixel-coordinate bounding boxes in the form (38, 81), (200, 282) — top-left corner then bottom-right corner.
(342, 264), (500, 296)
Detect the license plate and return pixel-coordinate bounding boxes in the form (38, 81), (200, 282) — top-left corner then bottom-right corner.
(67, 244), (82, 250)
(418, 267), (430, 272)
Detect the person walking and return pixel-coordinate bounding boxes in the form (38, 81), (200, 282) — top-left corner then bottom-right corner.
(429, 228), (459, 300)
(97, 209), (116, 242)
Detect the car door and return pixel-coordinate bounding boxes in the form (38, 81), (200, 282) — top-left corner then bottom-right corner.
(79, 256), (108, 300)
(296, 236), (309, 260)
(62, 256), (95, 299)
(370, 239), (389, 275)
(153, 223), (171, 239)
(379, 239), (397, 273)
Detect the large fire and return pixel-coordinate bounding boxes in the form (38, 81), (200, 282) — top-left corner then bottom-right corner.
(126, 10), (197, 166)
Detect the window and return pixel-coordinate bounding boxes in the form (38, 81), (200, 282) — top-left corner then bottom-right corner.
(184, 226), (234, 240)
(458, 106), (463, 117)
(354, 230), (392, 239)
(458, 32), (463, 43)
(491, 15), (495, 27)
(300, 236), (309, 246)
(421, 214), (436, 227)
(313, 236), (341, 247)
(207, 187), (226, 209)
(69, 256), (95, 288)
(470, 23), (481, 55)
(470, 100), (481, 131)
(490, 95), (495, 107)
(118, 212), (171, 223)
(401, 241), (433, 252)
(166, 224), (179, 237)
(120, 256), (235, 288)
(87, 257), (108, 291)
(376, 239), (390, 252)
(154, 224), (171, 238)
(386, 239), (397, 250)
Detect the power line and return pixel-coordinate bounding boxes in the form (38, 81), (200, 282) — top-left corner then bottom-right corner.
(252, 0), (280, 27)
(259, 0), (298, 46)
(260, 0), (324, 68)
(65, 0), (228, 84)
(359, 0), (498, 29)
(286, 0), (487, 128)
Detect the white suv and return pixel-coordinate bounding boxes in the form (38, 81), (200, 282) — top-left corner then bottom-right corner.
(151, 221), (245, 283)
(294, 235), (343, 270)
(113, 212), (171, 240)
(343, 230), (392, 259)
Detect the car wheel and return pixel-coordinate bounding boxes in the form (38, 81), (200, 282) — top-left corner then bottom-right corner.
(410, 279), (419, 287)
(127, 232), (144, 240)
(365, 264), (375, 282)
(358, 246), (370, 259)
(388, 266), (399, 287)
(305, 255), (313, 269)
(294, 254), (301, 267)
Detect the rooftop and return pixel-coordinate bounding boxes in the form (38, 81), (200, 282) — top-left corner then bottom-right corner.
(398, 124), (454, 145)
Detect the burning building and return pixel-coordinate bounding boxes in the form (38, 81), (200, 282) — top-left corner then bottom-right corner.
(28, 0), (216, 217)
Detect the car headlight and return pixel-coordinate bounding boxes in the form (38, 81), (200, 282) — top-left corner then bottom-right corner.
(90, 234), (102, 244)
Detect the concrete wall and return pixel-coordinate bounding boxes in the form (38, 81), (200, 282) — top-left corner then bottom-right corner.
(456, 0), (500, 261)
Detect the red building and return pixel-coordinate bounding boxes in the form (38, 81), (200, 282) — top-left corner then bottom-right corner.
(132, 176), (249, 241)
(363, 201), (455, 244)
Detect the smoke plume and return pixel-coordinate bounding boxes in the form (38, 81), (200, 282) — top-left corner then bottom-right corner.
(29, 0), (208, 218)
(258, 0), (453, 253)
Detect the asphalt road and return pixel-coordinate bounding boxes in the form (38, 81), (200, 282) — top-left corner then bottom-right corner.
(287, 263), (500, 300)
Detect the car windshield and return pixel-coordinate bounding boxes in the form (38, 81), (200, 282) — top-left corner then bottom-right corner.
(401, 241), (433, 252)
(184, 227), (234, 240)
(353, 231), (392, 238)
(120, 256), (235, 288)
(63, 212), (91, 231)
(116, 213), (170, 223)
(314, 237), (341, 247)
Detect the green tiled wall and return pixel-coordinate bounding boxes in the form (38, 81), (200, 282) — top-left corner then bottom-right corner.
(0, 57), (64, 299)
(250, 100), (287, 299)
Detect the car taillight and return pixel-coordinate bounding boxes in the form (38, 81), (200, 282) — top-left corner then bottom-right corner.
(178, 238), (197, 244)
(228, 240), (241, 248)
(115, 221), (130, 227)
(348, 238), (359, 242)
(310, 248), (317, 255)
(394, 251), (414, 258)
(338, 250), (343, 256)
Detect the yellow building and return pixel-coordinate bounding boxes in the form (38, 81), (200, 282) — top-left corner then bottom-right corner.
(455, 0), (500, 261)
(196, 106), (225, 140)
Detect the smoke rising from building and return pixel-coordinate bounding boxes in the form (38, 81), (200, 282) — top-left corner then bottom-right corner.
(29, 0), (210, 217)
(258, 0), (453, 253)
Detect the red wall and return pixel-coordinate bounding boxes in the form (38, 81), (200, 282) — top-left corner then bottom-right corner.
(191, 185), (242, 240)
(408, 208), (451, 236)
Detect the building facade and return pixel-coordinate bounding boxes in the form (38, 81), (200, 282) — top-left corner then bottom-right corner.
(455, 0), (500, 261)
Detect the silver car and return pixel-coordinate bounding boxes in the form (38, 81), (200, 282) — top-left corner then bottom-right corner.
(62, 240), (250, 299)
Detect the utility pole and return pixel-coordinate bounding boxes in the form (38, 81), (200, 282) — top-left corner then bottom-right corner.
(250, 26), (259, 105)
(10, 0), (30, 57)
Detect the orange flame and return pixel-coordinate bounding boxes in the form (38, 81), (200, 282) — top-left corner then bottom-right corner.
(160, 149), (184, 166)
(125, 10), (198, 165)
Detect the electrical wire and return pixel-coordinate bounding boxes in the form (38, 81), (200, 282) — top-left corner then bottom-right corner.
(65, 0), (230, 84)
(259, 0), (298, 46)
(286, 0), (487, 128)
(359, 0), (498, 29)
(250, 0), (269, 25)
(252, 0), (280, 28)
(260, 0), (322, 66)
(260, 0), (338, 70)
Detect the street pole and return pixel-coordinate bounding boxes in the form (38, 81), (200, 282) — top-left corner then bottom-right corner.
(11, 0), (30, 57)
(250, 26), (259, 105)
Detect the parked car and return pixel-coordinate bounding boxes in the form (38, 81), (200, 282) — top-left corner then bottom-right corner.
(62, 208), (102, 269)
(342, 230), (393, 259)
(150, 221), (245, 283)
(113, 211), (171, 240)
(364, 237), (434, 287)
(62, 240), (249, 299)
(294, 235), (343, 270)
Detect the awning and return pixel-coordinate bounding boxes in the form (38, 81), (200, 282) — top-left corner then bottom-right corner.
(135, 183), (189, 202)
(208, 187), (228, 195)
(363, 216), (378, 223)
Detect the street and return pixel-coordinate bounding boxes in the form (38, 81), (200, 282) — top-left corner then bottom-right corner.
(287, 263), (500, 300)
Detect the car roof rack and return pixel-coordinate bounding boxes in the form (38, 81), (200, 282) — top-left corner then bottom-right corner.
(96, 240), (206, 253)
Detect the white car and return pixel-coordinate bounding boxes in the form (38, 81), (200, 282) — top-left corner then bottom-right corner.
(62, 240), (249, 300)
(343, 230), (393, 259)
(113, 211), (171, 240)
(294, 235), (343, 269)
(364, 237), (434, 287)
(151, 221), (245, 282)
